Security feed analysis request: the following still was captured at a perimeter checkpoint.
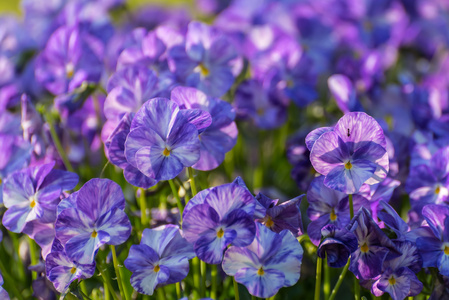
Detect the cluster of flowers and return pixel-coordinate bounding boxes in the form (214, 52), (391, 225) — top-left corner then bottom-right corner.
(0, 0), (449, 299)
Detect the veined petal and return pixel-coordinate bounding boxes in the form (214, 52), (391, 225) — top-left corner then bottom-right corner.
(234, 267), (285, 298)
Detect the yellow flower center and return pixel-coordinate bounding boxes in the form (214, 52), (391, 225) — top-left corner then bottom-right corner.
(197, 63), (210, 77)
(30, 199), (36, 208)
(265, 217), (274, 228)
(70, 267), (77, 274)
(153, 265), (160, 272)
(162, 147), (171, 157)
(257, 107), (265, 116)
(217, 228), (224, 238)
(257, 267), (265, 276)
(330, 209), (337, 221)
(345, 161), (352, 170)
(444, 245), (449, 255)
(360, 243), (369, 253)
(388, 276), (396, 285)
(435, 186), (441, 194)
(66, 63), (75, 79)
(91, 230), (98, 238)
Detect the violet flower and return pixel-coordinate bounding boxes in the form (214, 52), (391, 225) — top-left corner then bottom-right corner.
(307, 112), (389, 194)
(171, 86), (238, 171)
(416, 204), (449, 276)
(306, 175), (369, 246)
(182, 180), (256, 264)
(2, 161), (78, 233)
(222, 223), (303, 298)
(124, 98), (211, 182)
(45, 248), (96, 294)
(371, 241), (423, 300)
(55, 178), (131, 264)
(254, 193), (304, 237)
(124, 225), (195, 295)
(317, 224), (358, 268)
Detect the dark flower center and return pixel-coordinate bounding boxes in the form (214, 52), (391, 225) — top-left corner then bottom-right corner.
(265, 216), (274, 228)
(197, 63), (210, 77)
(388, 276), (396, 285)
(360, 243), (369, 253)
(216, 228), (224, 238)
(330, 209), (337, 221)
(444, 245), (449, 255)
(91, 230), (98, 238)
(70, 267), (77, 274)
(153, 265), (160, 272)
(435, 186), (441, 194)
(257, 267), (265, 276)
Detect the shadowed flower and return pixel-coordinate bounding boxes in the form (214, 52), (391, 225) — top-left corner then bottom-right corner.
(182, 180), (256, 264)
(317, 224), (358, 268)
(124, 225), (195, 295)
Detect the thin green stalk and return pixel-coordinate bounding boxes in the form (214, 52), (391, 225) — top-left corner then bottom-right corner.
(96, 265), (119, 300)
(104, 279), (111, 300)
(324, 255), (330, 299)
(328, 258), (351, 300)
(0, 259), (24, 300)
(139, 188), (148, 227)
(168, 179), (183, 222)
(10, 233), (26, 281)
(28, 237), (39, 280)
(315, 256), (322, 300)
(354, 275), (360, 300)
(188, 167), (198, 196)
(157, 287), (167, 300)
(79, 280), (88, 298)
(176, 282), (182, 299)
(192, 257), (202, 299)
(201, 261), (207, 297)
(111, 245), (127, 300)
(45, 112), (75, 173)
(349, 194), (354, 219)
(211, 264), (218, 299)
(233, 277), (240, 300)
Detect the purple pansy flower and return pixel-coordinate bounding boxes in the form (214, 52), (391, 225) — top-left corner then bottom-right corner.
(182, 180), (256, 264)
(55, 178), (131, 264)
(35, 25), (102, 95)
(306, 176), (369, 245)
(349, 208), (399, 280)
(328, 74), (363, 114)
(45, 248), (96, 294)
(307, 112), (389, 194)
(416, 204), (449, 276)
(171, 86), (238, 171)
(372, 241), (423, 300)
(124, 225), (195, 296)
(0, 272), (9, 300)
(2, 161), (78, 233)
(124, 98), (211, 182)
(168, 21), (239, 97)
(406, 146), (449, 215)
(254, 193), (304, 237)
(317, 224), (358, 268)
(222, 223), (303, 298)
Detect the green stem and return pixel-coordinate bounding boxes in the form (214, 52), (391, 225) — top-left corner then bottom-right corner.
(324, 255), (330, 299)
(349, 194), (354, 219)
(111, 245), (127, 300)
(233, 277), (240, 300)
(104, 279), (111, 300)
(188, 167), (198, 196)
(157, 287), (167, 300)
(354, 275), (360, 300)
(168, 179), (183, 223)
(79, 280), (88, 298)
(10, 233), (26, 281)
(176, 282), (182, 299)
(97, 266), (119, 300)
(201, 261), (207, 297)
(192, 257), (202, 299)
(211, 264), (218, 299)
(28, 237), (39, 280)
(45, 112), (75, 173)
(315, 257), (322, 300)
(0, 258), (24, 300)
(139, 188), (148, 227)
(328, 258), (351, 300)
